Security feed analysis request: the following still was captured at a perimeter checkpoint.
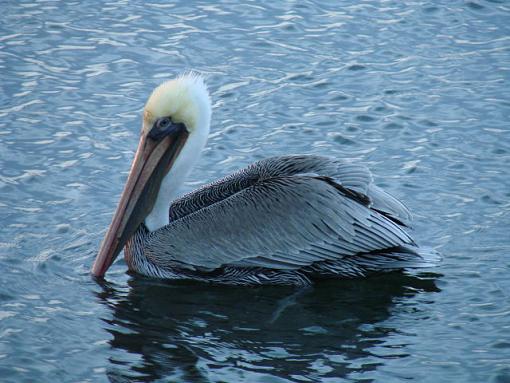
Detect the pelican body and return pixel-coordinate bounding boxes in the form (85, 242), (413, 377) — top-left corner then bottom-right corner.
(91, 74), (439, 285)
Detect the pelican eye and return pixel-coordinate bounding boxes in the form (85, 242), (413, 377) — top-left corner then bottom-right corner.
(149, 116), (175, 140)
(157, 117), (171, 130)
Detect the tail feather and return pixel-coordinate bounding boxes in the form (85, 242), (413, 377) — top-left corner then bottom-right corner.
(368, 185), (412, 227)
(353, 245), (441, 271)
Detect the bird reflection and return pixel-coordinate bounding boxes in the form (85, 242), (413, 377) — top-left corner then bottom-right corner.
(95, 273), (440, 382)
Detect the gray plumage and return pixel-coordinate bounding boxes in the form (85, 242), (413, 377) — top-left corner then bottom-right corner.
(125, 155), (439, 285)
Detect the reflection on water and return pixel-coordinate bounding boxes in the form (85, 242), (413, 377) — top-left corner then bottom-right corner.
(97, 274), (439, 382)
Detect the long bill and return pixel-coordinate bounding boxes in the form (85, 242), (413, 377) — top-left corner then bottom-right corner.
(91, 126), (188, 277)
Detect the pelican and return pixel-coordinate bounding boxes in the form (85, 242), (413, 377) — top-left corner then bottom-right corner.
(91, 73), (440, 285)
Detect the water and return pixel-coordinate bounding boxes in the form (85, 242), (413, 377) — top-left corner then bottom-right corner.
(1, 0), (509, 381)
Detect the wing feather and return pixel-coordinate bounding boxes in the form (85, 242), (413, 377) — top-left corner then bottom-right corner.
(146, 175), (414, 271)
(169, 155), (411, 227)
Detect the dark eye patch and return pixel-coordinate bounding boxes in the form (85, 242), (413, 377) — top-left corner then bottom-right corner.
(149, 117), (186, 140)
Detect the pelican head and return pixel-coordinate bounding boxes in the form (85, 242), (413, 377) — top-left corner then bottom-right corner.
(91, 73), (211, 277)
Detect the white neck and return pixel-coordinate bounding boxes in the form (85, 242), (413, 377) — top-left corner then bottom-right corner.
(144, 95), (211, 231)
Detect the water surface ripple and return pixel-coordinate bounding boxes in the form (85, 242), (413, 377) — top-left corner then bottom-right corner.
(1, 1), (509, 382)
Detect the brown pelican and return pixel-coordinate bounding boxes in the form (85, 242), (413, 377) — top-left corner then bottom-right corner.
(91, 73), (440, 285)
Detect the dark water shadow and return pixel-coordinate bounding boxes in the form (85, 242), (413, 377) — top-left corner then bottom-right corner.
(95, 273), (440, 382)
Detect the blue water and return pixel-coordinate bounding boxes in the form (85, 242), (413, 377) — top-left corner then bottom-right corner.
(1, 1), (509, 382)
